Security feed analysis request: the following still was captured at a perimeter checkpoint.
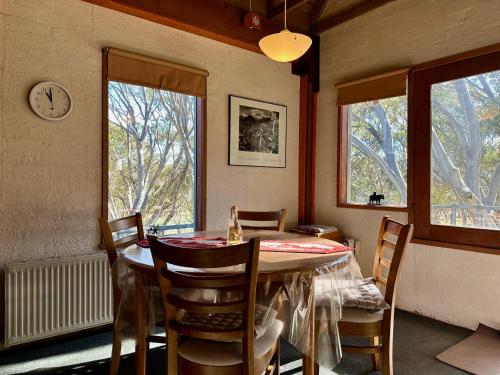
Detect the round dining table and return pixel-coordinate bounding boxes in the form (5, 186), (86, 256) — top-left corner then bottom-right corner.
(120, 229), (356, 375)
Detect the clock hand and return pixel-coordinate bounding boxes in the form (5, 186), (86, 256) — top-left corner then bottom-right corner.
(46, 87), (54, 110)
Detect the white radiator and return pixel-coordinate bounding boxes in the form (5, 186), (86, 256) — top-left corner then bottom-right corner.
(4, 253), (113, 346)
(345, 236), (361, 262)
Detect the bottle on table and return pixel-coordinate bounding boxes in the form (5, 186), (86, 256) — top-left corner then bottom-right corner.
(227, 206), (243, 245)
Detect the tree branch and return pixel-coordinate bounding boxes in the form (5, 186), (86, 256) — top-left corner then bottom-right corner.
(485, 162), (500, 206)
(432, 130), (496, 227)
(432, 99), (469, 155)
(454, 79), (481, 196)
(352, 136), (407, 201)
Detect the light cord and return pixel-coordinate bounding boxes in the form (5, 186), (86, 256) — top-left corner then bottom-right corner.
(284, 0), (287, 29)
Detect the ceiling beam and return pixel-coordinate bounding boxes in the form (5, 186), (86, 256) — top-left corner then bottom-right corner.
(312, 0), (397, 33)
(268, 0), (309, 19)
(82, 0), (284, 54)
(266, 0), (275, 15)
(308, 0), (330, 26)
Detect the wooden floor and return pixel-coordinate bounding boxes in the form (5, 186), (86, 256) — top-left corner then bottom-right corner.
(0, 310), (471, 375)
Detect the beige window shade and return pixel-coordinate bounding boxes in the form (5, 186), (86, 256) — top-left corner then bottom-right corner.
(104, 48), (209, 97)
(336, 68), (409, 105)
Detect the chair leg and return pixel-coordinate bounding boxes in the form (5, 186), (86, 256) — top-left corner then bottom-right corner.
(382, 331), (393, 375)
(370, 336), (381, 371)
(313, 362), (319, 375)
(110, 319), (123, 375)
(145, 339), (151, 373)
(381, 309), (395, 375)
(263, 340), (281, 375)
(273, 339), (281, 375)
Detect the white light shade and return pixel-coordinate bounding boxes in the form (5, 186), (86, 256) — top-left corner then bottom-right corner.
(259, 29), (312, 63)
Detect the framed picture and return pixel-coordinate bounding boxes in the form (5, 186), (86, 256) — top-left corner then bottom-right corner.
(228, 95), (287, 168)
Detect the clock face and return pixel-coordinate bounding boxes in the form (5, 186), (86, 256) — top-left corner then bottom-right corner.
(29, 82), (73, 121)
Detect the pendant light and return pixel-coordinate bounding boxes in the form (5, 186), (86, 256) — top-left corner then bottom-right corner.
(259, 0), (312, 63)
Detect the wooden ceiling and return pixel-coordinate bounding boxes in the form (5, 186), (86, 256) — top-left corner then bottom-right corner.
(83, 0), (396, 53)
(225, 0), (396, 33)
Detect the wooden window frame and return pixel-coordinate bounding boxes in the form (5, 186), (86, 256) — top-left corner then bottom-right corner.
(336, 44), (500, 254)
(337, 103), (409, 212)
(410, 47), (500, 252)
(101, 52), (206, 233)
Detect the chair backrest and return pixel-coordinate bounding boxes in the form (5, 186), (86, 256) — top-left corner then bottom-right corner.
(99, 213), (145, 268)
(99, 213), (144, 319)
(372, 216), (411, 307)
(150, 236), (260, 373)
(238, 209), (287, 231)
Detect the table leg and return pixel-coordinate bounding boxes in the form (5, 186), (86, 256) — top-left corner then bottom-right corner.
(135, 272), (147, 375)
(302, 308), (319, 375)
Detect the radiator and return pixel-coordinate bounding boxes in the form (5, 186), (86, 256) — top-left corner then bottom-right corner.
(345, 236), (361, 262)
(4, 253), (113, 347)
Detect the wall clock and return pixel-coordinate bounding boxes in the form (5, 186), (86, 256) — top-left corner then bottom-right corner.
(29, 81), (73, 121)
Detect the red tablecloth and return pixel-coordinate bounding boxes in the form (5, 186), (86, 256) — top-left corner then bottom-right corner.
(137, 236), (351, 254)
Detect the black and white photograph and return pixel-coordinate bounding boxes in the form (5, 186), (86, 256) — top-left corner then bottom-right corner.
(238, 105), (280, 154)
(229, 96), (287, 167)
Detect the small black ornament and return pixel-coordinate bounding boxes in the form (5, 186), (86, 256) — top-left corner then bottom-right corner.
(368, 192), (385, 205)
(147, 225), (159, 235)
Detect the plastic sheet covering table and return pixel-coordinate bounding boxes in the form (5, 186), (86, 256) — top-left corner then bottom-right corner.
(114, 230), (363, 375)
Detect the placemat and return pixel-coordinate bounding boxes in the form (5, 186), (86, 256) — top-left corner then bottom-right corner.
(137, 236), (226, 248)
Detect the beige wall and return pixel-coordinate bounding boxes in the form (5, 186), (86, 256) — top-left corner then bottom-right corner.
(0, 0), (300, 267)
(316, 0), (500, 330)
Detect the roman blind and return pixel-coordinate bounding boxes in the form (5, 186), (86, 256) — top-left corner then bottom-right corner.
(104, 47), (209, 97)
(336, 68), (409, 105)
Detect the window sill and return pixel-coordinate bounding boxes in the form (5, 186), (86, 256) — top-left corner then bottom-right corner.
(337, 202), (408, 212)
(412, 237), (499, 256)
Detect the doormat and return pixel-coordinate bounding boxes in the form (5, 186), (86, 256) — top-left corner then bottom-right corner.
(436, 324), (500, 375)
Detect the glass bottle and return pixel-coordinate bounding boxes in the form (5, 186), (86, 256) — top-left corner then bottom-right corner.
(227, 206), (243, 245)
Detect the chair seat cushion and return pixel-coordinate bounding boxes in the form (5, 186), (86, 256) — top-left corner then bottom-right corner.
(316, 277), (389, 310)
(340, 307), (384, 323)
(177, 319), (283, 367)
(179, 304), (277, 340)
(343, 278), (389, 310)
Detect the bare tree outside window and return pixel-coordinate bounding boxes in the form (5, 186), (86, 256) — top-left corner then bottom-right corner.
(108, 82), (196, 234)
(347, 96), (408, 206)
(344, 71), (499, 230)
(431, 71), (500, 229)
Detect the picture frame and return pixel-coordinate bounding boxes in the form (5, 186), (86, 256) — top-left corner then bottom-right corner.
(228, 95), (287, 168)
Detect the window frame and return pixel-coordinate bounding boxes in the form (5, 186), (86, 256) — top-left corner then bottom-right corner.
(101, 51), (206, 233)
(335, 44), (500, 253)
(410, 48), (500, 251)
(336, 102), (409, 212)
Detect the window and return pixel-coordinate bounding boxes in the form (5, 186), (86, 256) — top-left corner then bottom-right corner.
(337, 69), (409, 210)
(108, 82), (197, 234)
(344, 97), (407, 206)
(102, 48), (207, 234)
(412, 49), (500, 250)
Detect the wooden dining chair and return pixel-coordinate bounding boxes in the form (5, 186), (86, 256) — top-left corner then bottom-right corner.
(238, 209), (287, 232)
(337, 216), (411, 375)
(150, 236), (282, 375)
(99, 213), (163, 375)
(100, 213), (144, 319)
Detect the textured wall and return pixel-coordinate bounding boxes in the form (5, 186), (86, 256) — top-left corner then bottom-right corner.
(0, 0), (300, 267)
(316, 0), (500, 329)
